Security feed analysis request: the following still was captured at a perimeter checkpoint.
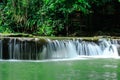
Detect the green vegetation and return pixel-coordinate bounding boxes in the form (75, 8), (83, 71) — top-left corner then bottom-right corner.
(0, 0), (120, 36)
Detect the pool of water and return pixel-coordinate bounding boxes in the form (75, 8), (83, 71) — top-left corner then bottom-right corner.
(0, 58), (120, 80)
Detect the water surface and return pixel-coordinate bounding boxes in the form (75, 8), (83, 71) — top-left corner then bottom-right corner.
(0, 58), (120, 80)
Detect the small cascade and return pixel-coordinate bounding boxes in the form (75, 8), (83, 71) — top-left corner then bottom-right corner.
(0, 37), (120, 60)
(99, 39), (119, 56)
(8, 38), (46, 60)
(42, 39), (120, 59)
(42, 40), (78, 59)
(110, 39), (120, 56)
(74, 40), (102, 56)
(0, 37), (48, 60)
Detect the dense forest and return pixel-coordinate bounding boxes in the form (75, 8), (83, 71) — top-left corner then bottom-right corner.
(0, 0), (120, 36)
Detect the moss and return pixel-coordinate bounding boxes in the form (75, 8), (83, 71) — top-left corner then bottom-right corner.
(0, 33), (33, 37)
(0, 33), (120, 41)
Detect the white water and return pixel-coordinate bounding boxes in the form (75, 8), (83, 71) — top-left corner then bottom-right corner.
(42, 39), (119, 59)
(42, 40), (78, 59)
(99, 39), (119, 56)
(0, 38), (120, 60)
(0, 56), (120, 63)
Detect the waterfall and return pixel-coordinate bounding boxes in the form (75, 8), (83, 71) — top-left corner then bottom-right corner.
(0, 37), (120, 60)
(42, 40), (78, 59)
(8, 38), (45, 60)
(42, 39), (119, 59)
(98, 39), (119, 56)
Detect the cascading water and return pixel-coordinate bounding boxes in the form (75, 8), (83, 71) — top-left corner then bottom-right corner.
(0, 37), (120, 60)
(98, 39), (119, 56)
(74, 40), (102, 56)
(42, 40), (78, 59)
(7, 38), (46, 60)
(42, 39), (119, 59)
(0, 38), (48, 60)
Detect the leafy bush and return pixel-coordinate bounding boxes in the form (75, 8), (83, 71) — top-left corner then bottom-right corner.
(0, 0), (116, 36)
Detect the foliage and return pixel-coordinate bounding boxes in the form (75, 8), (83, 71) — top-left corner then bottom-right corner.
(0, 0), (119, 36)
(0, 1), (11, 33)
(0, 0), (89, 35)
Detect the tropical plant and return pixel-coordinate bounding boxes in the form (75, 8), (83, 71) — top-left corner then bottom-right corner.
(0, 0), (118, 36)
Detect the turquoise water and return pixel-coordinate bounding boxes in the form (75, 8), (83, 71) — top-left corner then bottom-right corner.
(0, 58), (120, 80)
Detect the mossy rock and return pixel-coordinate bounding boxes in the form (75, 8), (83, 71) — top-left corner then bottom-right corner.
(0, 33), (33, 37)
